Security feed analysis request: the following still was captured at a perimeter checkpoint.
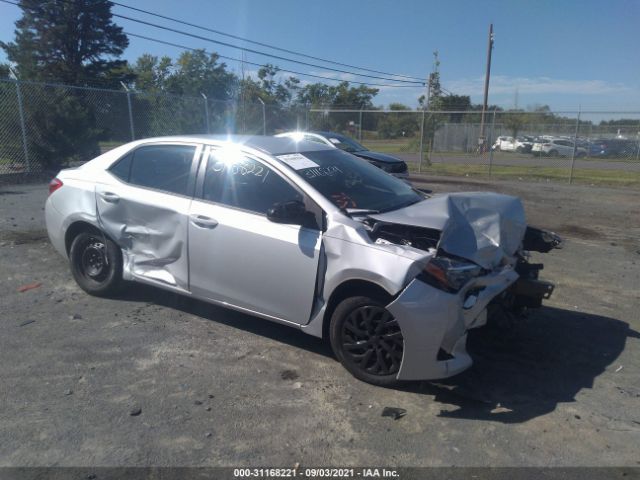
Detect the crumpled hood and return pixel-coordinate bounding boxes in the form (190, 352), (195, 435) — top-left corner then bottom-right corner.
(368, 192), (527, 269)
(353, 150), (403, 164)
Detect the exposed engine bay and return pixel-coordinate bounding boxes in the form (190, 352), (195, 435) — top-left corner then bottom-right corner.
(363, 212), (563, 325)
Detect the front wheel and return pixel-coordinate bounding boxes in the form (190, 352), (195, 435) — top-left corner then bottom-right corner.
(329, 296), (404, 386)
(69, 231), (123, 297)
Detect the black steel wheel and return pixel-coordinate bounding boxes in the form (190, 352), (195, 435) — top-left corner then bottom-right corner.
(330, 296), (404, 386)
(69, 230), (122, 297)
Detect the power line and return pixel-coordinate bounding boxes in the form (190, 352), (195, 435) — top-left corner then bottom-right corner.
(0, 0), (424, 88)
(110, 0), (425, 82)
(0, 0), (424, 85)
(111, 13), (424, 85)
(126, 32), (423, 88)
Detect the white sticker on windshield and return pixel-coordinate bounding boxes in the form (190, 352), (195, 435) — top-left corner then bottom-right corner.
(276, 153), (320, 170)
(328, 138), (341, 144)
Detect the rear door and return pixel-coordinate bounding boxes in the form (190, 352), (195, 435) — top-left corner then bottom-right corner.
(96, 143), (202, 292)
(188, 147), (322, 324)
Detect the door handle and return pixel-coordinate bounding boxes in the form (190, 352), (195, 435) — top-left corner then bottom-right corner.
(190, 214), (218, 229)
(99, 191), (120, 203)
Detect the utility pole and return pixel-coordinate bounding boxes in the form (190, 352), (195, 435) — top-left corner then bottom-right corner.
(479, 23), (494, 152)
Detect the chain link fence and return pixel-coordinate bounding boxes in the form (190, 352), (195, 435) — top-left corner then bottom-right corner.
(1, 78), (639, 188)
(311, 108), (640, 187)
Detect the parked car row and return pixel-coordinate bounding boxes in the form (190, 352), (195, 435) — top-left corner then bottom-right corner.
(493, 135), (639, 158)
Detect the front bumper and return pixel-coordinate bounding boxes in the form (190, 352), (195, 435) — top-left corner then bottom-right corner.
(387, 266), (519, 380)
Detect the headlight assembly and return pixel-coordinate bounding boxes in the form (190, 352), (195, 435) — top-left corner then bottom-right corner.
(420, 256), (483, 292)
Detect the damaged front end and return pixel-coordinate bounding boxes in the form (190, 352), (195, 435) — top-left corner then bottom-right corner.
(356, 193), (562, 379)
(487, 226), (562, 326)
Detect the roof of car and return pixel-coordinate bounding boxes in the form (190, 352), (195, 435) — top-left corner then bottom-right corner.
(132, 134), (334, 155)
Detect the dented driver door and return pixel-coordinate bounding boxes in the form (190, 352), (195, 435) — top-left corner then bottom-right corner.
(96, 143), (202, 292)
(188, 148), (322, 325)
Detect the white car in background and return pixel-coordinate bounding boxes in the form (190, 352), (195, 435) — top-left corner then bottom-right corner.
(492, 136), (516, 152)
(531, 138), (587, 157)
(492, 136), (535, 153)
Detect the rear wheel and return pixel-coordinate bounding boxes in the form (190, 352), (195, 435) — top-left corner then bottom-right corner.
(69, 231), (122, 296)
(329, 296), (404, 386)
(548, 149), (559, 157)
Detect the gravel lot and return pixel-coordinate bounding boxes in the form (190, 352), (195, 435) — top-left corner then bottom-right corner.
(0, 176), (639, 468)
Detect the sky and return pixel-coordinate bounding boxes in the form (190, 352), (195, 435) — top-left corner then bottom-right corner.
(0, 0), (638, 112)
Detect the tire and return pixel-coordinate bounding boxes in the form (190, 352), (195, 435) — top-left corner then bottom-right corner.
(69, 230), (123, 297)
(516, 146), (524, 153)
(329, 296), (404, 386)
(548, 149), (559, 157)
(576, 151), (587, 158)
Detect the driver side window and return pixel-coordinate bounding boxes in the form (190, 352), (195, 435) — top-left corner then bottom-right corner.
(202, 151), (302, 215)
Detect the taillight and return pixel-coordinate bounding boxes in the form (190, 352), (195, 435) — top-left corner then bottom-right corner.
(48, 178), (63, 195)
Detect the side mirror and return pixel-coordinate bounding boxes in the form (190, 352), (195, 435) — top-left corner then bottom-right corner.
(267, 200), (308, 225)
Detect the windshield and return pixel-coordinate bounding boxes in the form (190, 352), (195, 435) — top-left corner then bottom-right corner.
(322, 133), (367, 153)
(277, 149), (423, 213)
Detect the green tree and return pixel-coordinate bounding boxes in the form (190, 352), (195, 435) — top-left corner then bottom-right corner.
(131, 54), (173, 92)
(235, 64), (304, 133)
(297, 81), (378, 132)
(0, 0), (130, 169)
(2, 0), (129, 86)
(297, 81), (378, 109)
(503, 109), (527, 138)
(128, 50), (238, 136)
(377, 103), (419, 139)
(165, 50), (236, 100)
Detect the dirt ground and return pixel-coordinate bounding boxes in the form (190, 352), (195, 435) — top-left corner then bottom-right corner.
(0, 176), (639, 468)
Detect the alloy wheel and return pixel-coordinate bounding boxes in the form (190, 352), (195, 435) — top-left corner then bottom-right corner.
(341, 305), (403, 376)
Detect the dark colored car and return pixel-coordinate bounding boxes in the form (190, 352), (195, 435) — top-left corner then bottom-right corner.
(276, 131), (409, 178)
(589, 139), (638, 158)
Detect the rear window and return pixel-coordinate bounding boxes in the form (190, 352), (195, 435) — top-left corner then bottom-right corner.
(111, 145), (196, 196)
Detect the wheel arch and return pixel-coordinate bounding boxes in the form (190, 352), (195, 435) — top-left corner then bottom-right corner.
(321, 279), (394, 340)
(64, 220), (106, 255)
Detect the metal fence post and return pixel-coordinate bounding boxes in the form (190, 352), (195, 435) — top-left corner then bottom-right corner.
(418, 109), (426, 173)
(488, 109), (496, 176)
(121, 82), (135, 140)
(14, 79), (30, 173)
(358, 109), (363, 142)
(257, 97), (266, 135)
(568, 109), (581, 184)
(201, 93), (210, 134)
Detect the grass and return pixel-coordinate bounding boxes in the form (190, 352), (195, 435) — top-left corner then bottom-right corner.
(410, 163), (640, 187)
(99, 141), (125, 152)
(362, 138), (418, 153)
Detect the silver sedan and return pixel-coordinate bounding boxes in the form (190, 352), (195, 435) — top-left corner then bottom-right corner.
(45, 135), (561, 385)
